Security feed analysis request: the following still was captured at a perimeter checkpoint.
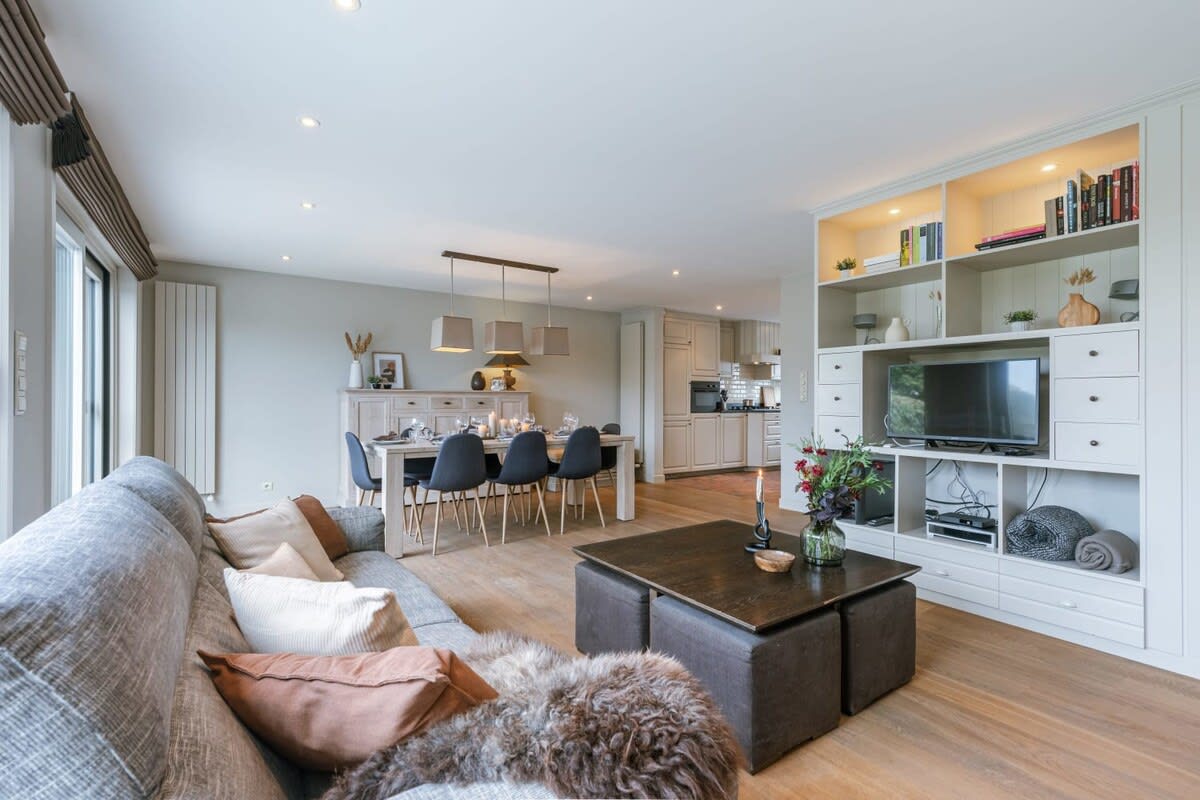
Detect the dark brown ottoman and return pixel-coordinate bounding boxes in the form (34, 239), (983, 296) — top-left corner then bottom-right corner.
(649, 594), (841, 773)
(574, 561), (650, 655)
(839, 579), (916, 715)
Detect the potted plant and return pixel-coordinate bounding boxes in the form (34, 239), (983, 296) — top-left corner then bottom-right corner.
(834, 257), (857, 279)
(1002, 309), (1037, 332)
(793, 436), (891, 567)
(367, 375), (382, 389)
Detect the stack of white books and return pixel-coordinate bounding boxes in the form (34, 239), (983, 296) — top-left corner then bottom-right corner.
(864, 252), (901, 273)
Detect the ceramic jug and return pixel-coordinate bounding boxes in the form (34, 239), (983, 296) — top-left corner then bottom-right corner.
(884, 317), (911, 343)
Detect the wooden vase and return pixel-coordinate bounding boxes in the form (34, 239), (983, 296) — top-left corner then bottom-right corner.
(1058, 292), (1100, 327)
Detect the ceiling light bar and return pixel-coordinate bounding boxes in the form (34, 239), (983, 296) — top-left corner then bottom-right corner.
(440, 250), (559, 274)
(430, 256), (474, 353)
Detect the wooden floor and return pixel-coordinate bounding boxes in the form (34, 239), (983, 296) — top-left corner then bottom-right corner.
(399, 472), (1200, 799)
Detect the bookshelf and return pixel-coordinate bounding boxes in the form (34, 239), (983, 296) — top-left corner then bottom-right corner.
(812, 122), (1148, 654)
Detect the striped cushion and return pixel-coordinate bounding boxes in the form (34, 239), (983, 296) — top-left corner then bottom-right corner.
(224, 570), (419, 655)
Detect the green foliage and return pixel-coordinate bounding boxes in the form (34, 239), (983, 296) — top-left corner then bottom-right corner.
(1002, 309), (1037, 324)
(834, 257), (857, 272)
(792, 435), (892, 523)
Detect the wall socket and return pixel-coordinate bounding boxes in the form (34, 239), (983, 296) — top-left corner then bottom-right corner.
(261, 481), (274, 491)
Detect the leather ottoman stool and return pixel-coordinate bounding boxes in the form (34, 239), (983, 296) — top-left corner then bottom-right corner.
(839, 579), (916, 714)
(650, 594), (841, 773)
(574, 561), (650, 655)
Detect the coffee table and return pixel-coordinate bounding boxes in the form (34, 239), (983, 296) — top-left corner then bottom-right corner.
(573, 519), (920, 772)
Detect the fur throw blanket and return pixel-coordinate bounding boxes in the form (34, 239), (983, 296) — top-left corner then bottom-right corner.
(323, 632), (741, 800)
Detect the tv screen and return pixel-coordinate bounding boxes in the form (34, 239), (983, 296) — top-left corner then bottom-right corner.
(886, 358), (1040, 445)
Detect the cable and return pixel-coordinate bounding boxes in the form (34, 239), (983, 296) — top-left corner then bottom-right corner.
(1029, 468), (1049, 509)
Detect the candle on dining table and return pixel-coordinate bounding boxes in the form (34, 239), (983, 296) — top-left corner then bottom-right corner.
(521, 422), (531, 432)
(755, 469), (764, 502)
(488, 411), (497, 435)
(478, 423), (489, 438)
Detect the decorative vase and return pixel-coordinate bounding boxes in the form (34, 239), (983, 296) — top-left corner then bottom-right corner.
(884, 317), (911, 343)
(1058, 292), (1100, 327)
(1009, 320), (1033, 332)
(470, 370), (486, 391)
(348, 360), (364, 389)
(803, 519), (846, 567)
(839, 270), (853, 280)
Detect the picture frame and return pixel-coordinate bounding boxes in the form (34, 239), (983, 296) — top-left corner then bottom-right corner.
(371, 352), (406, 389)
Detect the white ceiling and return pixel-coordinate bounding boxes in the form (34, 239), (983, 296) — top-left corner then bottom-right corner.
(33, 0), (1200, 320)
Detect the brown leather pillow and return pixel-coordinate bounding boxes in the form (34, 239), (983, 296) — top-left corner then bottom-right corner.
(198, 647), (497, 771)
(292, 495), (350, 560)
(208, 495), (350, 561)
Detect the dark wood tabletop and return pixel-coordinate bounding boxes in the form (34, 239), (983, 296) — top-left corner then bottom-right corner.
(573, 519), (920, 632)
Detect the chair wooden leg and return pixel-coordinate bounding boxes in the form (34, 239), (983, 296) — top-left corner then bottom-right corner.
(560, 480), (568, 534)
(535, 481), (551, 537)
(356, 488), (365, 506)
(590, 476), (606, 527)
(432, 495), (443, 556)
(501, 486), (510, 544)
(474, 489), (489, 546)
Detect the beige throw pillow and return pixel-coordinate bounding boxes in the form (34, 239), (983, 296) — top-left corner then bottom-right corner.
(242, 543), (320, 580)
(223, 569), (419, 655)
(208, 499), (343, 581)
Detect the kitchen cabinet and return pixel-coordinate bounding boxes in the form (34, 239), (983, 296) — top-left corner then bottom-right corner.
(663, 317), (692, 344)
(663, 420), (691, 473)
(690, 415), (720, 469)
(720, 414), (747, 467)
(690, 320), (720, 377)
(747, 412), (782, 467)
(719, 323), (736, 376)
(663, 343), (692, 418)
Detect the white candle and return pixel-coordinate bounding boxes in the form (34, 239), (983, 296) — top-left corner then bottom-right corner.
(488, 411), (497, 433)
(478, 423), (489, 438)
(755, 469), (764, 502)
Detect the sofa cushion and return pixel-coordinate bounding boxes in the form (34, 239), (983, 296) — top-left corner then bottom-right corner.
(336, 551), (460, 629)
(0, 479), (198, 798)
(208, 499), (344, 581)
(244, 543), (321, 580)
(106, 456), (209, 558)
(327, 506), (385, 553)
(293, 495), (351, 560)
(413, 621), (479, 652)
(155, 578), (301, 800)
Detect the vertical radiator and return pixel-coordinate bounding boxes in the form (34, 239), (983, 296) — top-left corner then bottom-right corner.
(154, 281), (216, 495)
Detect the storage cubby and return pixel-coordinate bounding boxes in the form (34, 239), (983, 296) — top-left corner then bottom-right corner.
(817, 185), (942, 284)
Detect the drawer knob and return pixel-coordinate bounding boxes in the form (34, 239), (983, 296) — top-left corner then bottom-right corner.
(833, 427), (841, 433)
(833, 364), (841, 370)
(833, 396), (842, 401)
(934, 569), (950, 577)
(1089, 395), (1099, 402)
(1059, 600), (1077, 609)
(1090, 440), (1099, 447)
(1088, 350), (1099, 357)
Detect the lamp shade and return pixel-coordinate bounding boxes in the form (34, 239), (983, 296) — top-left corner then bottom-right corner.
(484, 320), (524, 354)
(431, 315), (474, 353)
(531, 325), (570, 356)
(484, 354), (529, 368)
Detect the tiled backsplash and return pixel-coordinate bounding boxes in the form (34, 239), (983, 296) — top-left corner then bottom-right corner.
(721, 362), (780, 404)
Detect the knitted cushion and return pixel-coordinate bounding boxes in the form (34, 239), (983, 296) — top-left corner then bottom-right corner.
(1005, 505), (1095, 561)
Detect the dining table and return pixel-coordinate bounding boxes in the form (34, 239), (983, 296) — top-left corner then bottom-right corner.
(368, 433), (637, 557)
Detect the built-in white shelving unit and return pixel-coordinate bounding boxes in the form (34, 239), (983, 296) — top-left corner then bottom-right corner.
(812, 123), (1148, 654)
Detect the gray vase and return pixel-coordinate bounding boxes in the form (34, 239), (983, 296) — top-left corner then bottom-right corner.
(470, 370), (486, 391)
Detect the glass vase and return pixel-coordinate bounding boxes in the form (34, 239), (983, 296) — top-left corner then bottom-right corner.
(803, 519), (846, 567)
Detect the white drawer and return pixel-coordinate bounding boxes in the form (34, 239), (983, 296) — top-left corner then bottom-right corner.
(998, 594), (1144, 647)
(763, 413), (781, 423)
(429, 396), (466, 410)
(911, 571), (999, 608)
(765, 422), (781, 439)
(998, 557), (1144, 605)
(1053, 330), (1139, 377)
(818, 352), (861, 383)
(765, 443), (781, 464)
(997, 575), (1143, 627)
(817, 414), (862, 445)
(895, 534), (1000, 573)
(465, 396), (498, 411)
(896, 550), (998, 592)
(1053, 377), (1139, 422)
(848, 540), (894, 560)
(817, 383), (861, 416)
(843, 525), (895, 551)
(1053, 422), (1141, 466)
(392, 396), (430, 412)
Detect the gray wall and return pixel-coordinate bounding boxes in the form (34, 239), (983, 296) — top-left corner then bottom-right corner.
(6, 123), (54, 533)
(779, 214), (815, 512)
(150, 261), (621, 515)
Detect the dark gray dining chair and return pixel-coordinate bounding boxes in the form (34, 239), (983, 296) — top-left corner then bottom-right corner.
(487, 431), (552, 542)
(417, 433), (490, 555)
(346, 432), (420, 533)
(548, 426), (604, 534)
(599, 422), (620, 487)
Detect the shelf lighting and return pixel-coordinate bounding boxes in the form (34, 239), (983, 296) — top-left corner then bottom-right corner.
(1041, 163), (1058, 172)
(888, 208), (901, 215)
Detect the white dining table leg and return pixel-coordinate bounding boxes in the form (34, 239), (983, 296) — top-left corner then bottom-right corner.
(381, 450), (407, 557)
(616, 440), (635, 521)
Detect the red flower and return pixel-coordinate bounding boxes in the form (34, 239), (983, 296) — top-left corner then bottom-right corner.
(802, 446), (814, 454)
(801, 481), (812, 494)
(794, 459), (803, 472)
(873, 460), (884, 472)
(811, 465), (825, 477)
(816, 448), (828, 457)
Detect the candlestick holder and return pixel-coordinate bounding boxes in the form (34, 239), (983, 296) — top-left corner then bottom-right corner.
(744, 499), (772, 553)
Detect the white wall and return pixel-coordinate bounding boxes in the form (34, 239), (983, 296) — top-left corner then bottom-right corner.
(150, 261), (622, 515)
(780, 215), (815, 512)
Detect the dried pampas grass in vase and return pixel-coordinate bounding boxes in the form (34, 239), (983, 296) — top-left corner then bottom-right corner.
(345, 331), (373, 388)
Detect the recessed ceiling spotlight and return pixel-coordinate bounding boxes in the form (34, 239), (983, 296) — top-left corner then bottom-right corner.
(586, 295), (593, 301)
(1041, 163), (1057, 172)
(715, 305), (723, 311)
(301, 202), (316, 210)
(332, 0), (361, 10)
(298, 116), (320, 129)
(888, 208), (901, 215)
(672, 269), (680, 276)
(281, 255), (292, 262)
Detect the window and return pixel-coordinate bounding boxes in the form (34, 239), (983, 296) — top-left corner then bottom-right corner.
(53, 216), (111, 500)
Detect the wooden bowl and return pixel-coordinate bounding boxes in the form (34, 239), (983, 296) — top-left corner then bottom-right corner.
(754, 549), (796, 573)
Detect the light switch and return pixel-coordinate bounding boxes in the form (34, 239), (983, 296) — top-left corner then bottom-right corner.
(14, 329), (27, 417)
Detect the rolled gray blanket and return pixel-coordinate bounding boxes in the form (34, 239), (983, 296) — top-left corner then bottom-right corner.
(1075, 529), (1137, 573)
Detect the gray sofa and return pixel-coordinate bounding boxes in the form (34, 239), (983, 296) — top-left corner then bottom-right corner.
(0, 457), (553, 800)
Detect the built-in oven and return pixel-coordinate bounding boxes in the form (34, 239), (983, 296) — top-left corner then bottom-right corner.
(690, 381), (722, 413)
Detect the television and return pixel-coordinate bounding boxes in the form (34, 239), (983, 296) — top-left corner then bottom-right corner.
(886, 357), (1041, 446)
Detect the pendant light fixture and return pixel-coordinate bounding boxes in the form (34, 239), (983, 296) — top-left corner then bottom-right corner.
(430, 256), (474, 352)
(531, 272), (569, 355)
(484, 265), (524, 355)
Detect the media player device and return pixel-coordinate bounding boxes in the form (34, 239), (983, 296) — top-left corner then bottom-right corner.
(935, 512), (996, 530)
